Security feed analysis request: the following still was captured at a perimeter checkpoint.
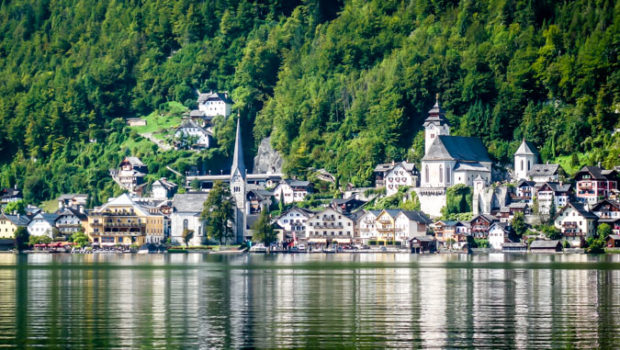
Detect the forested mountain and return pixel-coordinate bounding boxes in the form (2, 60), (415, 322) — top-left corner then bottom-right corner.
(0, 0), (618, 204)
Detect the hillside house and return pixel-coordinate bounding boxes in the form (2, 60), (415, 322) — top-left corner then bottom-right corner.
(174, 119), (212, 149)
(57, 194), (88, 210)
(574, 166), (618, 205)
(306, 208), (355, 246)
(528, 164), (563, 183)
(516, 180), (536, 203)
(0, 188), (21, 207)
(374, 161), (419, 196)
(55, 207), (87, 238)
(273, 179), (313, 204)
(27, 213), (59, 238)
(151, 178), (178, 200)
(554, 202), (598, 247)
(536, 182), (572, 214)
(111, 157), (147, 193)
(592, 200), (620, 234)
(197, 91), (233, 118)
(330, 197), (366, 213)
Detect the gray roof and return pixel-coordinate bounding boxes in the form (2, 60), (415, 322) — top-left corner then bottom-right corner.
(231, 118), (245, 179)
(189, 110), (206, 117)
(32, 213), (59, 226)
(411, 236), (435, 242)
(453, 162), (490, 172)
(471, 214), (497, 224)
(608, 235), (620, 240)
(518, 180), (536, 187)
(1, 214), (30, 226)
(423, 100), (449, 126)
(515, 140), (537, 156)
(172, 193), (208, 213)
(509, 202), (529, 209)
(123, 157), (145, 167)
(399, 210), (432, 224)
(422, 136), (491, 163)
(576, 166), (613, 180)
(197, 91), (233, 104)
(503, 242), (527, 248)
(55, 207), (87, 220)
(283, 179), (311, 188)
(530, 240), (561, 249)
(592, 200), (620, 212)
(564, 202), (598, 219)
(153, 178), (178, 190)
(528, 164), (560, 177)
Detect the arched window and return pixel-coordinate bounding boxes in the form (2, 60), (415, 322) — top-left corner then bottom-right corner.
(446, 167), (451, 184)
(527, 160), (531, 171)
(425, 165), (429, 183)
(520, 159), (524, 171)
(439, 165), (443, 183)
(183, 219), (188, 230)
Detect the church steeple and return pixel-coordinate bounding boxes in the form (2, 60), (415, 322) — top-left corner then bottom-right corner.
(423, 94), (450, 127)
(231, 116), (246, 179)
(423, 94), (451, 154)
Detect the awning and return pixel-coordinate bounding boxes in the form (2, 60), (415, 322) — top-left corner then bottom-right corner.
(332, 238), (351, 243)
(308, 238), (327, 243)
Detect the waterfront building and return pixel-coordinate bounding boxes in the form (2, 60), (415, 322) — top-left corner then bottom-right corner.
(554, 202), (598, 247)
(0, 213), (29, 239)
(170, 192), (209, 246)
(592, 200), (620, 234)
(55, 207), (87, 238)
(27, 212), (59, 238)
(355, 210), (379, 244)
(488, 222), (513, 250)
(274, 207), (314, 242)
(529, 240), (563, 252)
(469, 214), (497, 238)
(85, 194), (165, 246)
(306, 208), (355, 245)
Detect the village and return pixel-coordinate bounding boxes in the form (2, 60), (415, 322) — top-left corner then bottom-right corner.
(1, 92), (619, 254)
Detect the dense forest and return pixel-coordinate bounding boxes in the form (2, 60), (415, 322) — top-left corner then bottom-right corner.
(0, 0), (618, 204)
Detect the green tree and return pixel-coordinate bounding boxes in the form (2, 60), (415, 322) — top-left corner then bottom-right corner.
(252, 210), (278, 247)
(182, 228), (194, 247)
(29, 235), (52, 246)
(70, 232), (89, 248)
(548, 201), (557, 225)
(4, 200), (26, 215)
(597, 223), (612, 239)
(511, 212), (527, 237)
(201, 181), (235, 245)
(14, 226), (29, 251)
(442, 185), (472, 217)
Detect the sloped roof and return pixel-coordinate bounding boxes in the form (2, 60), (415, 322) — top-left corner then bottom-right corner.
(515, 140), (537, 156)
(453, 162), (490, 172)
(423, 100), (449, 127)
(547, 182), (571, 193)
(231, 118), (245, 179)
(591, 199), (620, 212)
(423, 136), (491, 163)
(197, 91), (233, 104)
(172, 193), (208, 213)
(564, 202), (598, 219)
(1, 213), (30, 226)
(528, 164), (560, 177)
(283, 179), (311, 188)
(123, 157), (145, 167)
(530, 240), (561, 249)
(176, 119), (211, 135)
(607, 234), (620, 240)
(576, 166), (612, 180)
(31, 213), (59, 226)
(55, 207), (87, 220)
(189, 110), (206, 117)
(153, 178), (178, 190)
(398, 210), (432, 224)
(471, 214), (497, 224)
(97, 193), (151, 216)
(517, 180), (536, 187)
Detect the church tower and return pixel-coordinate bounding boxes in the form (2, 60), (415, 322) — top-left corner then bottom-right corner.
(230, 117), (246, 244)
(423, 95), (450, 154)
(514, 139), (537, 181)
(472, 175), (486, 215)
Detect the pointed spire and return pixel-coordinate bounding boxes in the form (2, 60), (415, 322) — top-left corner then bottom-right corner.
(424, 93), (449, 127)
(231, 115), (246, 179)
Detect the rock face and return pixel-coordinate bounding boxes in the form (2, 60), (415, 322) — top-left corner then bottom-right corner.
(253, 137), (283, 174)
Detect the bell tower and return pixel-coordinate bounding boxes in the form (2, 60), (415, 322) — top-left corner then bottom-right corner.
(423, 94), (450, 154)
(230, 117), (246, 243)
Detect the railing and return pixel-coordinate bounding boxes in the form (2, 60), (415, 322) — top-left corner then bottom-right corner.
(93, 222), (145, 228)
(562, 222), (578, 228)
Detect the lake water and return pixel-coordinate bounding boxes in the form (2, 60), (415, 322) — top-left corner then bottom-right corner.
(0, 253), (619, 349)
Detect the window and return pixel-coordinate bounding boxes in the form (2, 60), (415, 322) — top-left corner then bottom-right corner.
(425, 165), (429, 183)
(439, 165), (443, 183)
(527, 160), (531, 171)
(521, 159), (524, 171)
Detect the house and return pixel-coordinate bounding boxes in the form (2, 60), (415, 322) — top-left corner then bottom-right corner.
(488, 222), (514, 250)
(554, 202), (598, 247)
(432, 220), (457, 246)
(151, 178), (178, 200)
(0, 188), (22, 207)
(606, 234), (620, 248)
(273, 179), (313, 204)
(356, 210), (379, 244)
(0, 213), (30, 239)
(374, 161), (419, 196)
(528, 164), (563, 183)
(373, 209), (403, 245)
(535, 182), (572, 214)
(275, 207), (315, 242)
(55, 207), (87, 238)
(394, 210), (432, 244)
(27, 213), (59, 238)
(592, 200), (620, 234)
(111, 156), (147, 193)
(502, 242), (528, 252)
(86, 194), (166, 246)
(57, 194), (88, 210)
(174, 119), (212, 149)
(330, 197), (366, 214)
(306, 208), (355, 246)
(410, 236), (437, 253)
(469, 214), (497, 238)
(197, 90), (233, 118)
(246, 188), (273, 214)
(529, 240), (563, 252)
(516, 180), (536, 203)
(170, 193), (209, 246)
(574, 166), (618, 205)
(514, 140), (538, 181)
(126, 118), (146, 126)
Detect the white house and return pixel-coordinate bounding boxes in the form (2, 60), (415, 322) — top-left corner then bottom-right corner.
(306, 208), (355, 245)
(55, 207), (86, 238)
(394, 210), (432, 243)
(275, 207), (314, 242)
(382, 162), (419, 196)
(273, 179), (312, 204)
(554, 202), (598, 247)
(488, 222), (512, 250)
(170, 193), (208, 246)
(197, 91), (233, 118)
(528, 164), (562, 183)
(27, 213), (59, 238)
(174, 119), (212, 149)
(151, 178), (178, 200)
(535, 182), (572, 214)
(514, 140), (538, 181)
(355, 210), (379, 243)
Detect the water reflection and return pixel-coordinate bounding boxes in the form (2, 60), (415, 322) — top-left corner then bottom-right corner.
(0, 253), (618, 348)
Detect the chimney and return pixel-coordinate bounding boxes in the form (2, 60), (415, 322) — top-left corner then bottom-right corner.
(597, 161), (602, 168)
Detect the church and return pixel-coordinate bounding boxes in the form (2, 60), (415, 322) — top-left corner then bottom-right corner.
(417, 98), (493, 216)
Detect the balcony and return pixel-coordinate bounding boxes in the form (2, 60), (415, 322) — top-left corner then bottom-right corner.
(562, 222), (578, 229)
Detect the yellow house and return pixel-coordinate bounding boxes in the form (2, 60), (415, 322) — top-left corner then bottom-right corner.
(86, 194), (165, 246)
(374, 209), (400, 244)
(0, 213), (30, 239)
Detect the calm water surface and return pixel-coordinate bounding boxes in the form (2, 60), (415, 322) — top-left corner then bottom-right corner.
(0, 253), (619, 349)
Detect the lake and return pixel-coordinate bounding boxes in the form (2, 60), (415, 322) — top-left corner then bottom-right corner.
(0, 252), (619, 349)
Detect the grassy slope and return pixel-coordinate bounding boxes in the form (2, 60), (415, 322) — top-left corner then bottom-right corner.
(129, 101), (187, 139)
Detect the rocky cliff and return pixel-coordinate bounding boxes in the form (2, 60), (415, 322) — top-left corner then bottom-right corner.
(253, 137), (283, 174)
